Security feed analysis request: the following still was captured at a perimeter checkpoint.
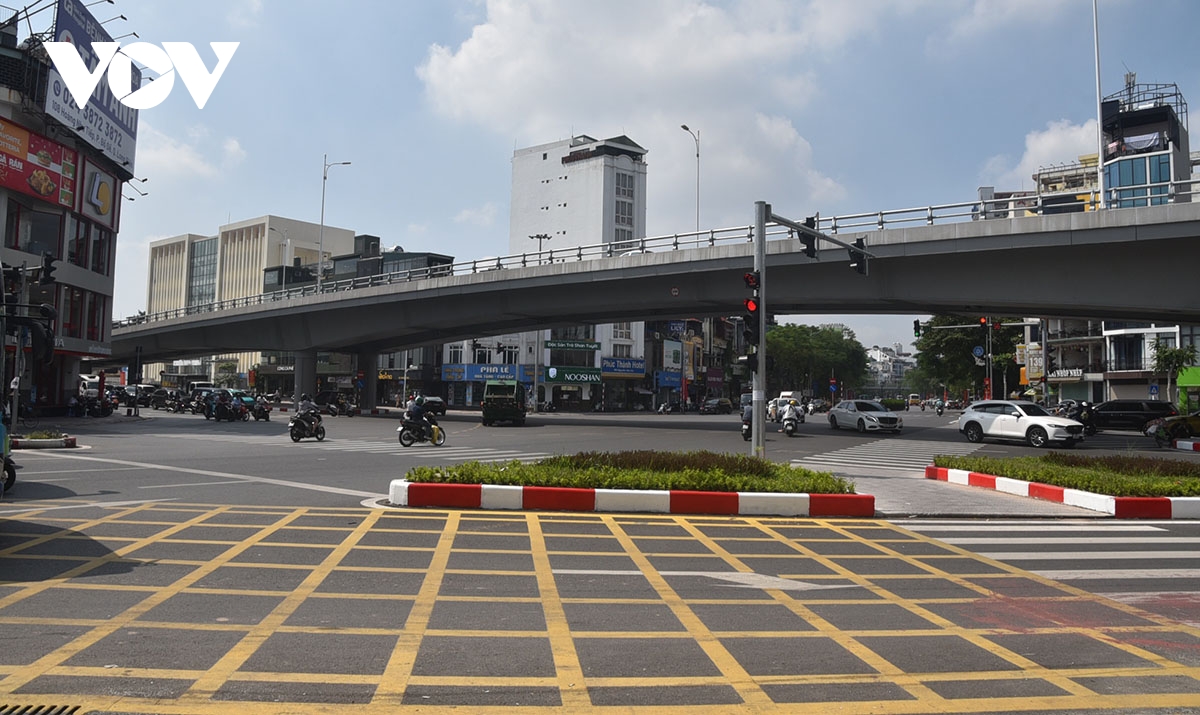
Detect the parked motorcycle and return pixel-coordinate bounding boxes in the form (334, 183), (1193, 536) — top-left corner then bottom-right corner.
(289, 412), (325, 442)
(398, 416), (444, 447)
(327, 397), (359, 417)
(252, 402), (271, 421)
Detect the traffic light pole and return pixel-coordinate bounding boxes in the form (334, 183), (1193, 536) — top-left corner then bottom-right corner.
(752, 201), (768, 457)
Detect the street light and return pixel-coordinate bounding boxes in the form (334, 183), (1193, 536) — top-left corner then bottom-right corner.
(318, 153), (351, 290)
(529, 233), (550, 261)
(680, 124), (699, 232)
(401, 359), (417, 406)
(268, 226), (290, 290)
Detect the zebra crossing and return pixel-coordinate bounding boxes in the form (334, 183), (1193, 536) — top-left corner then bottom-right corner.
(148, 433), (555, 463)
(898, 519), (1200, 627)
(793, 438), (984, 472)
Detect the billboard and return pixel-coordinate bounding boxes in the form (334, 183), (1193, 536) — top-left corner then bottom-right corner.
(0, 118), (77, 209)
(44, 0), (139, 170)
(78, 157), (118, 229)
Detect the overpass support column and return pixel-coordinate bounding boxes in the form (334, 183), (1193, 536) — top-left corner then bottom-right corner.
(357, 350), (378, 411)
(294, 350), (317, 403)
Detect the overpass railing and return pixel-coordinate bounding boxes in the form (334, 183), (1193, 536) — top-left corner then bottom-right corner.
(112, 177), (1196, 330)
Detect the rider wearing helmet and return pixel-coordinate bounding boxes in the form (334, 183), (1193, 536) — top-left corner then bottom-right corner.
(297, 393), (318, 432)
(781, 398), (801, 427)
(408, 395), (436, 440)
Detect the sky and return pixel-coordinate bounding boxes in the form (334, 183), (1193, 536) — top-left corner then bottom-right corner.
(34, 0), (1200, 352)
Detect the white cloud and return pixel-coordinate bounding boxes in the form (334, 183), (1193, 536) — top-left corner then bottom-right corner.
(453, 201), (499, 227)
(135, 122), (217, 178)
(982, 119), (1098, 191)
(221, 137), (246, 166)
(940, 0), (1074, 46)
(227, 0), (263, 29)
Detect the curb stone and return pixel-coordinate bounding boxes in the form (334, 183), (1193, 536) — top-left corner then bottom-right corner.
(11, 436), (77, 449)
(924, 465), (1200, 519)
(388, 479), (875, 517)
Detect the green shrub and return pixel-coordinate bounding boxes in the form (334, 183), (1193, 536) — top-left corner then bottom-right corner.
(880, 398), (907, 411)
(405, 450), (855, 494)
(933, 452), (1200, 497)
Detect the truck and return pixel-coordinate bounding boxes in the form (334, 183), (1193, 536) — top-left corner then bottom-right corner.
(481, 380), (527, 426)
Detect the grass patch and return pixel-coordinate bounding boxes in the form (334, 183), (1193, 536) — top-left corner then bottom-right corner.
(404, 450), (855, 494)
(933, 452), (1200, 497)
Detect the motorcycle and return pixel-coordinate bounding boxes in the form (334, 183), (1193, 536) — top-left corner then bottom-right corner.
(252, 402), (272, 421)
(327, 398), (359, 417)
(1145, 418), (1172, 448)
(398, 415), (444, 447)
(85, 396), (113, 418)
(741, 418), (752, 441)
(1, 454), (14, 495)
(936, 403), (945, 416)
(1067, 401), (1097, 436)
(289, 411), (326, 442)
(782, 415), (799, 437)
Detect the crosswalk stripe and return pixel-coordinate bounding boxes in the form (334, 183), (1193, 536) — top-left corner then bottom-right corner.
(145, 433), (553, 463)
(794, 438), (984, 471)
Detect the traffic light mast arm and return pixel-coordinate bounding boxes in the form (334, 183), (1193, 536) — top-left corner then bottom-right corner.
(768, 213), (878, 257)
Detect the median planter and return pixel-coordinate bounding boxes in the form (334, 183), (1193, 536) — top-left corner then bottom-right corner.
(388, 480), (875, 517)
(11, 435), (77, 449)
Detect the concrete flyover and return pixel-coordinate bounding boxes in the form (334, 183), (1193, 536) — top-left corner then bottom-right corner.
(111, 201), (1200, 364)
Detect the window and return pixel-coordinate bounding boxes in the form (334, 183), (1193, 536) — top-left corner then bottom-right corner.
(612, 343), (632, 358)
(615, 199), (633, 226)
(448, 344), (463, 364)
(501, 345), (519, 364)
(5, 202), (63, 257)
(616, 172), (634, 198)
(188, 238), (217, 306)
(90, 226), (111, 275)
(612, 322), (631, 340)
(66, 215), (89, 267)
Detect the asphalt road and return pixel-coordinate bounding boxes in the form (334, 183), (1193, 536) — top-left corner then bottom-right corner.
(1, 408), (1199, 713)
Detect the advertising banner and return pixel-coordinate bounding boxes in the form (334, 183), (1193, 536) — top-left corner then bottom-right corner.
(441, 363), (532, 382)
(663, 339), (682, 370)
(78, 158), (117, 229)
(706, 367), (724, 390)
(45, 0), (139, 169)
(601, 357), (645, 378)
(545, 339), (599, 350)
(0, 119), (77, 209)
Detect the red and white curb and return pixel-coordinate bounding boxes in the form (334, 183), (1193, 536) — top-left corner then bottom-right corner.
(925, 466), (1200, 519)
(11, 436), (76, 449)
(388, 480), (875, 517)
(1174, 439), (1200, 452)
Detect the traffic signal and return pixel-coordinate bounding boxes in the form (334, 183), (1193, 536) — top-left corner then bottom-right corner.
(742, 271), (761, 345)
(736, 353), (757, 372)
(5, 315), (53, 364)
(913, 320), (921, 338)
(848, 238), (868, 275)
(801, 215), (817, 258)
(39, 252), (57, 286)
(992, 320), (1002, 331)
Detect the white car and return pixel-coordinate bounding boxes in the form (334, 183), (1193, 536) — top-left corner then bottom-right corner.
(958, 400), (1084, 448)
(828, 400), (903, 433)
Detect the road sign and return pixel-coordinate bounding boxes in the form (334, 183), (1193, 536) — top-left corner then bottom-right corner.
(972, 345), (985, 358)
(829, 384), (837, 393)
(1150, 384), (1159, 395)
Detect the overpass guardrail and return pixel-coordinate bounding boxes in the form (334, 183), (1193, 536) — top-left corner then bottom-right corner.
(113, 179), (1196, 331)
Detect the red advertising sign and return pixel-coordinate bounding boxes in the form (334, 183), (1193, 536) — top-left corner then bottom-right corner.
(0, 119), (77, 209)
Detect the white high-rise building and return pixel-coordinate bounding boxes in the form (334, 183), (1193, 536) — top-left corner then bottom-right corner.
(508, 134), (648, 255)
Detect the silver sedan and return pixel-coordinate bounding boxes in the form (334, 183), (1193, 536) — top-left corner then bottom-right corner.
(828, 400), (903, 433)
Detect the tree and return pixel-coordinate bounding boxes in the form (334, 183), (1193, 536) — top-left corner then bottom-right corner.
(912, 314), (1024, 398)
(1152, 342), (1197, 407)
(765, 323), (868, 397)
(215, 361), (239, 388)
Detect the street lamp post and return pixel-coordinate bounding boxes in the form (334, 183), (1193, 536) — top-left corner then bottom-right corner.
(529, 233), (550, 262)
(680, 125), (699, 233)
(318, 153), (351, 291)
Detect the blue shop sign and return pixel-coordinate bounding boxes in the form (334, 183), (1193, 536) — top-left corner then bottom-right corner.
(601, 357), (646, 376)
(655, 370), (681, 388)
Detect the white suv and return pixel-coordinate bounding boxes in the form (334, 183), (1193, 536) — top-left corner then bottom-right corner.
(958, 400), (1085, 448)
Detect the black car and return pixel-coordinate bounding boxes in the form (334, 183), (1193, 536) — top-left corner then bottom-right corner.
(1090, 399), (1179, 431)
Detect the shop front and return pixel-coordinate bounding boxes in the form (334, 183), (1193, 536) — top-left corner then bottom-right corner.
(600, 357), (647, 411)
(655, 368), (681, 409)
(544, 365), (601, 411)
(442, 363), (533, 409)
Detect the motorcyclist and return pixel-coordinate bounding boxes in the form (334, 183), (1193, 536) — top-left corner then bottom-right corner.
(408, 395), (436, 440)
(296, 393), (318, 433)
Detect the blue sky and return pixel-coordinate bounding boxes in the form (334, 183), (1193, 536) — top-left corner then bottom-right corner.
(49, 0), (1199, 350)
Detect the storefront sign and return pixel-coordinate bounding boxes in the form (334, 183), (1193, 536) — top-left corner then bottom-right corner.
(545, 366), (601, 383)
(78, 158), (117, 229)
(545, 339), (599, 350)
(1047, 368), (1084, 380)
(601, 357), (645, 377)
(706, 367), (724, 390)
(655, 370), (681, 388)
(442, 363), (532, 382)
(0, 119), (77, 209)
(667, 321), (686, 334)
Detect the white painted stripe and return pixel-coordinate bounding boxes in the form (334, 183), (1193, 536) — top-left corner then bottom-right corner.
(937, 537), (1200, 545)
(947, 468), (971, 486)
(595, 488), (669, 513)
(1062, 488), (1115, 514)
(982, 550), (1200, 560)
(1035, 569), (1200, 580)
(907, 524), (1164, 532)
(738, 492), (810, 516)
(480, 484), (523, 510)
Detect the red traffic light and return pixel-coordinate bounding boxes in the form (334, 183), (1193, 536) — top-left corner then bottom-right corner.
(743, 271), (760, 289)
(744, 297), (759, 313)
(992, 321), (1002, 330)
(979, 317), (987, 326)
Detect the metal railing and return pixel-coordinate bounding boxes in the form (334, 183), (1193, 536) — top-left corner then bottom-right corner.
(112, 177), (1198, 330)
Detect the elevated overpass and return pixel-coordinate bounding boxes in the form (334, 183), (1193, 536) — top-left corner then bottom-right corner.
(111, 199), (1200, 367)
